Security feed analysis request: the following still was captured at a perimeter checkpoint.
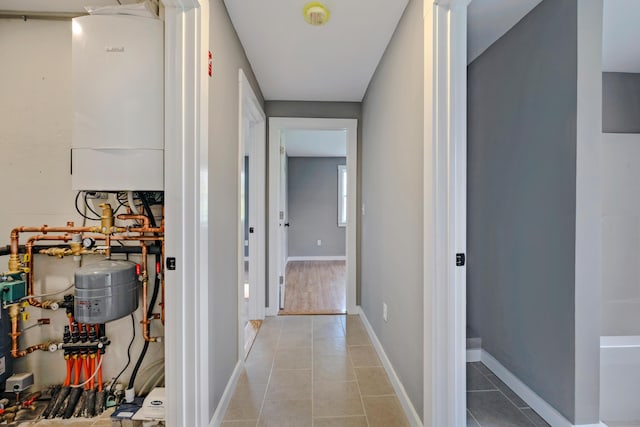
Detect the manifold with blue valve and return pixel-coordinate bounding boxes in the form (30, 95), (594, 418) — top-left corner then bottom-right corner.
(0, 191), (165, 422)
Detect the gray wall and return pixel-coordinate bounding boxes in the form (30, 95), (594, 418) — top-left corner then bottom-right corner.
(265, 102), (362, 301)
(287, 157), (346, 257)
(208, 0), (264, 417)
(467, 0), (578, 421)
(361, 0), (423, 418)
(603, 72), (640, 133)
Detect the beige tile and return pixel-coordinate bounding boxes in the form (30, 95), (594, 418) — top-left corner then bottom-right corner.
(362, 396), (410, 427)
(280, 316), (312, 332)
(273, 347), (312, 370)
(314, 336), (349, 356)
(355, 367), (394, 396)
(278, 330), (312, 348)
(265, 369), (312, 401)
(345, 315), (365, 331)
(345, 329), (371, 346)
(348, 345), (381, 367)
(223, 382), (267, 421)
(221, 421), (258, 427)
(258, 399), (312, 427)
(245, 350), (276, 367)
(313, 315), (344, 326)
(313, 416), (368, 427)
(91, 421), (117, 427)
(314, 355), (356, 381)
(314, 322), (346, 338)
(240, 364), (272, 385)
(313, 381), (364, 417)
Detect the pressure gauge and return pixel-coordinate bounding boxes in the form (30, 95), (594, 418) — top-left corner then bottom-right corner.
(82, 237), (95, 249)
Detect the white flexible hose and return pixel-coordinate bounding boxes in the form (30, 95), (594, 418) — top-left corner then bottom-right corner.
(70, 355), (104, 389)
(128, 191), (140, 214)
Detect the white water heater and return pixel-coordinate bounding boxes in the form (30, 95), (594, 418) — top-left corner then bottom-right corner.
(71, 15), (163, 191)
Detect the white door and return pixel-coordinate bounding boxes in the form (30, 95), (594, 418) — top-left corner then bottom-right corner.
(278, 140), (288, 309)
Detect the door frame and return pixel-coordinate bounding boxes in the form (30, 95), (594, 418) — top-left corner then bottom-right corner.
(162, 0), (210, 425)
(428, 0), (469, 425)
(268, 117), (358, 315)
(237, 69), (266, 356)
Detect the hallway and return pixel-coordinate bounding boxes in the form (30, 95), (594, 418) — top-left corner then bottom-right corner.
(222, 315), (409, 426)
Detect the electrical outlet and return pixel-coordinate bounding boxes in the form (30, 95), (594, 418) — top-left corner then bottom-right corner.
(317, 239), (322, 246)
(383, 303), (388, 322)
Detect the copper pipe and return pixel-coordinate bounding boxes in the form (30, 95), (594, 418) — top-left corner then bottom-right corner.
(9, 305), (21, 357)
(140, 243), (156, 342)
(9, 304), (48, 358)
(13, 344), (48, 359)
(26, 235), (73, 307)
(117, 214), (150, 229)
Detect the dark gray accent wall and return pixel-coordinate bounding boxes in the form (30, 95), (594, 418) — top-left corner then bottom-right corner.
(265, 101), (362, 302)
(467, 0), (578, 422)
(603, 72), (640, 133)
(287, 157), (346, 257)
(361, 0), (423, 418)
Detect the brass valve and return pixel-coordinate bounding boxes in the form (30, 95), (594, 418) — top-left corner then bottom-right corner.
(99, 203), (114, 234)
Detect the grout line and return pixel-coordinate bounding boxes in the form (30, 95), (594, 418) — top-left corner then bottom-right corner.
(474, 362), (529, 408)
(471, 362), (536, 427)
(350, 314), (371, 427)
(467, 408), (482, 427)
(255, 319), (282, 425)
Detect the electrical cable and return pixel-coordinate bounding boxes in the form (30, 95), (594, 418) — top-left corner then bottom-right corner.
(110, 314), (135, 391)
(83, 192), (101, 218)
(20, 283), (74, 301)
(138, 192), (158, 228)
(128, 261), (160, 390)
(74, 192), (99, 221)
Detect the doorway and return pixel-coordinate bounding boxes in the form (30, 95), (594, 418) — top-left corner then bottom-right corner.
(238, 70), (266, 359)
(268, 118), (358, 316)
(279, 130), (348, 314)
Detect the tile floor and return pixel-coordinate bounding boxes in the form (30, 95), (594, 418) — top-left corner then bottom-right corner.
(221, 314), (410, 427)
(467, 362), (549, 427)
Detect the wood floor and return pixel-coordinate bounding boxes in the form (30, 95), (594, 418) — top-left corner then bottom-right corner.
(280, 260), (346, 315)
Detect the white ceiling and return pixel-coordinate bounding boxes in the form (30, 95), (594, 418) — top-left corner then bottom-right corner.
(602, 0), (640, 72)
(5, 0), (639, 99)
(223, 0), (409, 102)
(0, 0), (134, 14)
(467, 0), (542, 64)
(284, 130), (346, 157)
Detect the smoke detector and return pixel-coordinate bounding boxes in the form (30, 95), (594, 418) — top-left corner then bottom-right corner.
(303, 2), (330, 26)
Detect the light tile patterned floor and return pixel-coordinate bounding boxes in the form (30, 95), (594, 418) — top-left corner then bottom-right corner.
(222, 314), (410, 427)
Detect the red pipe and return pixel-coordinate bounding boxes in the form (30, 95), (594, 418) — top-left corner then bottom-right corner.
(97, 352), (103, 392)
(73, 357), (80, 385)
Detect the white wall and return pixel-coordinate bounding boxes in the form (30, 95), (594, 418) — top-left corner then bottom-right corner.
(360, 0), (424, 418)
(601, 133), (640, 336)
(0, 18), (164, 389)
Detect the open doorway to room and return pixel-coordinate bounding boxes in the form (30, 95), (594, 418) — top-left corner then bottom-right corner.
(238, 70), (266, 359)
(278, 129), (348, 314)
(268, 118), (358, 317)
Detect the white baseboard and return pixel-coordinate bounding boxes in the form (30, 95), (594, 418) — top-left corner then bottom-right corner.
(480, 350), (605, 427)
(209, 360), (243, 427)
(287, 256), (346, 262)
(358, 307), (422, 427)
(466, 348), (481, 362)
